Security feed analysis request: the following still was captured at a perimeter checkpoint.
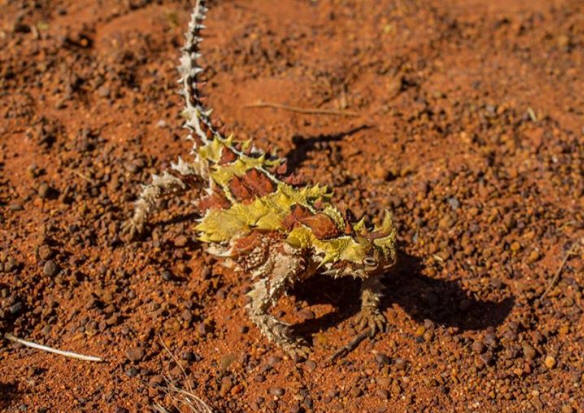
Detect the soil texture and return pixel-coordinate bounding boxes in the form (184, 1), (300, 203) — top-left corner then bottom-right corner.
(1, 0), (584, 411)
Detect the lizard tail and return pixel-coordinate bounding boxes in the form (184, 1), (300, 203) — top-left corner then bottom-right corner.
(179, 0), (216, 146)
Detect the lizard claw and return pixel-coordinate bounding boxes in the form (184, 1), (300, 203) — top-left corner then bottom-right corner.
(355, 308), (386, 337)
(121, 219), (142, 241)
(282, 338), (311, 362)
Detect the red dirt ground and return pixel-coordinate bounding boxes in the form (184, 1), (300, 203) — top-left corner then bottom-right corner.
(1, 0), (584, 411)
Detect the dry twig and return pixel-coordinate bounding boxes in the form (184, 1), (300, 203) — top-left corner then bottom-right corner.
(244, 100), (360, 117)
(4, 333), (103, 362)
(326, 329), (372, 365)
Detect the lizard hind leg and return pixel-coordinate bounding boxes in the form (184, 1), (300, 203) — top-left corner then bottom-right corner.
(245, 244), (310, 360)
(122, 158), (205, 239)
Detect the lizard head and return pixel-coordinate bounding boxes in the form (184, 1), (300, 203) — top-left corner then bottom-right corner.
(319, 210), (397, 279)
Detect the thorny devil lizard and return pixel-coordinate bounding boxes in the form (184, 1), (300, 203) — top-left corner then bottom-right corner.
(123, 0), (397, 360)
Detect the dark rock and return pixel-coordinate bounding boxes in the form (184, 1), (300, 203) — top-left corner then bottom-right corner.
(9, 302), (23, 315)
(43, 260), (58, 277)
(375, 352), (391, 365)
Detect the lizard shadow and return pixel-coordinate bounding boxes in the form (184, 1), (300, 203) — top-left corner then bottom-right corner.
(284, 124), (371, 171)
(291, 251), (514, 340)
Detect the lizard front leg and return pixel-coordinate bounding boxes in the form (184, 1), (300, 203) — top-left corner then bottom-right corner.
(246, 243), (310, 360)
(354, 273), (386, 336)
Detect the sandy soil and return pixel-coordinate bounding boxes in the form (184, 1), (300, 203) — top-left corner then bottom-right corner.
(1, 0), (584, 411)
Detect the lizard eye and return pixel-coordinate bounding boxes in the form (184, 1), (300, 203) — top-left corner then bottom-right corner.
(363, 257), (377, 267)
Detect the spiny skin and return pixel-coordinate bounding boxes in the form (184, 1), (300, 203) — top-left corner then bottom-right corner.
(123, 0), (397, 360)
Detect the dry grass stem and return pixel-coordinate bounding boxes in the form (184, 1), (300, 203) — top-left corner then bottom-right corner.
(152, 336), (214, 413)
(244, 100), (360, 117)
(71, 169), (96, 185)
(4, 333), (103, 362)
(539, 238), (584, 301)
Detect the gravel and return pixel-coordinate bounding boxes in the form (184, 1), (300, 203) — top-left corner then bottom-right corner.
(43, 260), (59, 277)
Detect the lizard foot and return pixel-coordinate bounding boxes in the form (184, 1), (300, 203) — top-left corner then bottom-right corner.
(354, 308), (386, 337)
(281, 338), (311, 361)
(120, 219), (143, 241)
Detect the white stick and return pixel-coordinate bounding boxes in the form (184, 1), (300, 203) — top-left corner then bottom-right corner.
(4, 333), (104, 362)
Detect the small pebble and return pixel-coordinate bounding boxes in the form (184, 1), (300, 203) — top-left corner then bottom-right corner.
(304, 360), (317, 371)
(38, 183), (51, 199)
(220, 376), (233, 396)
(174, 235), (188, 247)
(544, 355), (556, 369)
(9, 302), (23, 315)
(269, 387), (285, 397)
(522, 343), (536, 360)
(38, 245), (54, 260)
(483, 332), (497, 348)
(471, 340), (485, 354)
(126, 346), (145, 362)
(161, 270), (173, 281)
(324, 389), (338, 402)
(298, 308), (315, 320)
(393, 358), (407, 371)
(220, 353), (236, 370)
(376, 389), (389, 400)
(349, 386), (363, 397)
(181, 309), (193, 323)
(181, 351), (198, 362)
(198, 322), (211, 335)
(43, 260), (58, 277)
(479, 352), (493, 366)
(4, 257), (17, 272)
(149, 375), (164, 386)
(390, 381), (402, 396)
(375, 352), (391, 365)
(125, 367), (139, 377)
(97, 85), (110, 98)
(377, 377), (390, 388)
(106, 314), (120, 326)
(267, 355), (281, 366)
(527, 250), (540, 263)
(288, 404), (301, 413)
